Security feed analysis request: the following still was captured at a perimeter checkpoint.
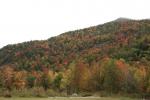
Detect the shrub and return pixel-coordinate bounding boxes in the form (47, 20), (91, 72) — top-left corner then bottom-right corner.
(60, 92), (67, 97)
(80, 91), (92, 97)
(46, 89), (59, 97)
(11, 88), (33, 97)
(3, 90), (11, 97)
(32, 87), (47, 97)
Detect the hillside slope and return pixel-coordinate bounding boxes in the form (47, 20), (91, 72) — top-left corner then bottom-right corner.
(0, 19), (150, 97)
(0, 19), (150, 70)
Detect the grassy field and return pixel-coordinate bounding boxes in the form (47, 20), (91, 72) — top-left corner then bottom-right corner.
(0, 97), (140, 100)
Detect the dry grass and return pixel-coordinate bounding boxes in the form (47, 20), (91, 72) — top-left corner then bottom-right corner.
(0, 97), (139, 100)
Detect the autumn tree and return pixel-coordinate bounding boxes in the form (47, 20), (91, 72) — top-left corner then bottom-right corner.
(13, 71), (27, 90)
(27, 74), (36, 88)
(41, 72), (51, 90)
(90, 62), (103, 91)
(78, 63), (91, 91)
(1, 66), (14, 90)
(52, 73), (62, 90)
(102, 59), (122, 93)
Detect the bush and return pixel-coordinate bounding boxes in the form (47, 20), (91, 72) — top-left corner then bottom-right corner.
(98, 91), (110, 97)
(32, 87), (47, 97)
(80, 91), (92, 97)
(46, 89), (59, 97)
(3, 90), (11, 97)
(60, 92), (68, 97)
(0, 88), (3, 96)
(11, 87), (47, 97)
(11, 88), (33, 97)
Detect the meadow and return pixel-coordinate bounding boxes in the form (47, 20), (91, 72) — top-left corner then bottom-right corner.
(0, 97), (139, 100)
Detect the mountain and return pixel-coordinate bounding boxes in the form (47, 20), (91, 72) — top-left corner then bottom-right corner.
(0, 19), (150, 69)
(0, 18), (150, 97)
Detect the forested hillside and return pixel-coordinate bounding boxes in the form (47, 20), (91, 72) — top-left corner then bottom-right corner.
(0, 19), (150, 97)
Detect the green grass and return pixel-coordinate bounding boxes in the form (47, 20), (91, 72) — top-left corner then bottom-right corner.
(0, 97), (139, 100)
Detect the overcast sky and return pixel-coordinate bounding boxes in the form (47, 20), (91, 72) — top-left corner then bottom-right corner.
(0, 0), (150, 48)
